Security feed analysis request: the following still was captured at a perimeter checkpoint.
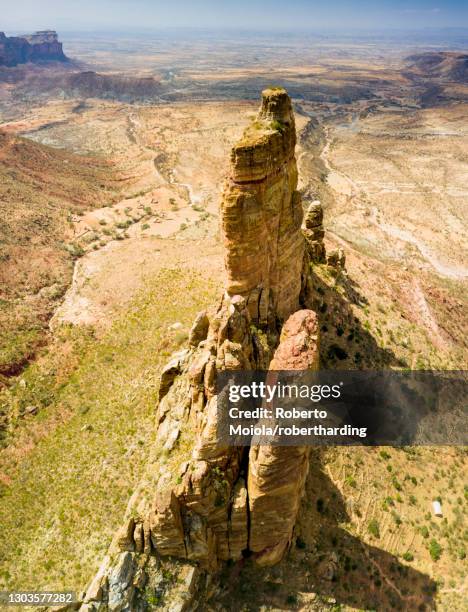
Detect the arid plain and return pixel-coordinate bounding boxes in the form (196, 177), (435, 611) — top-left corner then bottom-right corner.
(0, 31), (467, 610)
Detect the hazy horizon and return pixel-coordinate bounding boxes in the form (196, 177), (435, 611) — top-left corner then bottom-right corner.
(2, 0), (468, 32)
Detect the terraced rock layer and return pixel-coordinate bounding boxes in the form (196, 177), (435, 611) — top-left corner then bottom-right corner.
(0, 31), (67, 67)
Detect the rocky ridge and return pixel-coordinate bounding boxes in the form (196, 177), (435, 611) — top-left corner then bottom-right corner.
(79, 88), (325, 611)
(0, 30), (67, 66)
(406, 51), (468, 83)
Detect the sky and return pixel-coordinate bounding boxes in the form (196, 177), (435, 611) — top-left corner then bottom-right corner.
(2, 0), (468, 32)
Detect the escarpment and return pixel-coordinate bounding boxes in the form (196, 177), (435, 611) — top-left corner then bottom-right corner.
(0, 31), (67, 66)
(80, 88), (324, 610)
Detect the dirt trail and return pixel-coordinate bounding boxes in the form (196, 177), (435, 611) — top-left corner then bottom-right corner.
(320, 125), (468, 281)
(370, 207), (468, 280)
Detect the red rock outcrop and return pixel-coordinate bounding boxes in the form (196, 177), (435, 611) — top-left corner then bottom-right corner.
(248, 309), (319, 566)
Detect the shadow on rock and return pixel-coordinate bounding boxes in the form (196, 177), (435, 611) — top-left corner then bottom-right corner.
(212, 450), (436, 611)
(306, 266), (407, 369)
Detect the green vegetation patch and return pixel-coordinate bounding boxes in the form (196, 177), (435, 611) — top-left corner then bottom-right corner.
(0, 268), (218, 592)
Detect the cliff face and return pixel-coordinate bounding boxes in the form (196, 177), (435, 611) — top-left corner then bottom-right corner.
(0, 31), (67, 66)
(248, 309), (319, 565)
(80, 89), (322, 610)
(221, 88), (304, 324)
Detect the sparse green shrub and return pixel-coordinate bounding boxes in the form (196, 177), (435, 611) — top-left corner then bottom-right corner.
(368, 519), (380, 539)
(429, 539), (442, 561)
(65, 243), (85, 258)
(116, 220), (131, 229)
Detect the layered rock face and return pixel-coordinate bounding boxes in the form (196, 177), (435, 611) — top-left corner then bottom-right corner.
(302, 200), (326, 263)
(248, 309), (319, 565)
(221, 88), (305, 324)
(80, 89), (322, 610)
(0, 31), (67, 67)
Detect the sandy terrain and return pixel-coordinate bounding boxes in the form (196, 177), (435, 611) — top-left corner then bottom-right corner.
(319, 105), (468, 280)
(0, 99), (257, 330)
(51, 237), (223, 329)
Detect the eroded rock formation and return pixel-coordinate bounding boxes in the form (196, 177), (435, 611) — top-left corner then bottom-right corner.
(80, 88), (323, 610)
(222, 87), (305, 323)
(248, 309), (319, 566)
(302, 200), (326, 263)
(0, 30), (67, 66)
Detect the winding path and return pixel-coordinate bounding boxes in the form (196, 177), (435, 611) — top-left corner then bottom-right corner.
(319, 124), (468, 280)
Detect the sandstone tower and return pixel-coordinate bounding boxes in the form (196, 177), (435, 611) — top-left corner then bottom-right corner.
(221, 88), (305, 323)
(80, 88), (321, 610)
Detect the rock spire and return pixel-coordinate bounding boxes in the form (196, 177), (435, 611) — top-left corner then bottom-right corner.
(80, 88), (322, 610)
(221, 88), (305, 324)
